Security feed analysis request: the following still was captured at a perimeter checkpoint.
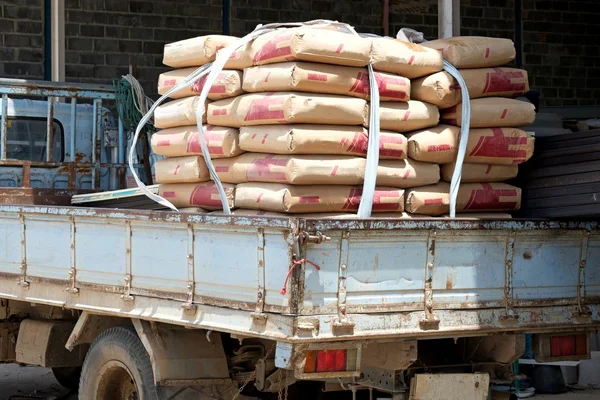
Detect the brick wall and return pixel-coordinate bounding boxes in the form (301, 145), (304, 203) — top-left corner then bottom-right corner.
(64, 0), (223, 96)
(0, 0), (598, 106)
(521, 0), (600, 106)
(0, 0), (44, 79)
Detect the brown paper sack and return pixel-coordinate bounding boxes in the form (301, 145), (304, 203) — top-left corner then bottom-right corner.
(163, 35), (239, 68)
(207, 92), (368, 127)
(238, 125), (407, 159)
(405, 182), (450, 216)
(377, 101), (439, 132)
(151, 125), (242, 158)
(458, 183), (521, 212)
(464, 128), (534, 165)
(155, 156), (210, 184)
(407, 124), (460, 164)
(234, 182), (405, 213)
(158, 68), (244, 100)
(441, 162), (519, 183)
(213, 153), (438, 187)
(213, 153), (366, 185)
(442, 98), (536, 128)
(370, 38), (444, 79)
(221, 42), (253, 70)
(154, 97), (207, 129)
(376, 159), (440, 188)
(422, 36), (516, 69)
(411, 68), (530, 109)
(408, 126), (534, 165)
(247, 27), (371, 68)
(159, 182), (235, 210)
(242, 61), (410, 101)
(406, 182), (521, 215)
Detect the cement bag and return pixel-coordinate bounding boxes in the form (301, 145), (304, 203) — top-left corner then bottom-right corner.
(442, 98), (536, 128)
(155, 97), (207, 129)
(222, 43), (253, 70)
(376, 159), (440, 188)
(378, 101), (439, 132)
(441, 162), (519, 183)
(163, 35), (238, 68)
(155, 156), (209, 184)
(370, 38), (444, 79)
(405, 182), (521, 215)
(151, 125), (242, 158)
(247, 27), (371, 68)
(458, 183), (521, 212)
(407, 124), (460, 164)
(411, 68), (530, 109)
(207, 92), (367, 127)
(421, 36), (515, 68)
(407, 126), (534, 165)
(213, 153), (365, 185)
(242, 61), (410, 101)
(404, 182), (450, 216)
(464, 128), (534, 165)
(159, 182), (235, 210)
(158, 69), (243, 100)
(238, 125), (407, 159)
(234, 182), (404, 213)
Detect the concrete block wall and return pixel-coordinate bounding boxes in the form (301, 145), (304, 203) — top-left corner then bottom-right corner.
(0, 0), (44, 79)
(0, 0), (598, 106)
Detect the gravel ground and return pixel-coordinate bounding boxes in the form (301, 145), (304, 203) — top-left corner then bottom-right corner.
(0, 364), (598, 400)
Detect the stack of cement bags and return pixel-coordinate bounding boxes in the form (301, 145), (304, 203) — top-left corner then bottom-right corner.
(152, 27), (447, 215)
(406, 37), (536, 215)
(149, 28), (534, 218)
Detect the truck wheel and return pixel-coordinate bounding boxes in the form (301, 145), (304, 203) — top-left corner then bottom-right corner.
(52, 367), (81, 390)
(78, 326), (159, 400)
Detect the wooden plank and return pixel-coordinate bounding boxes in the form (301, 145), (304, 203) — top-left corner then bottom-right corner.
(409, 373), (489, 400)
(523, 171), (600, 190)
(531, 149), (600, 167)
(535, 129), (600, 144)
(522, 182), (600, 199)
(519, 204), (600, 219)
(525, 160), (600, 179)
(523, 192), (600, 209)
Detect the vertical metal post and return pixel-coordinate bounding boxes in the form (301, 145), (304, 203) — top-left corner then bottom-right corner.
(50, 0), (65, 82)
(92, 98), (102, 189)
(70, 97), (76, 161)
(46, 97), (55, 162)
(438, 0), (453, 39)
(1, 94), (8, 160)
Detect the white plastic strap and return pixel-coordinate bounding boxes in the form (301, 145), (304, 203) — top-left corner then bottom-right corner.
(443, 60), (471, 218)
(127, 64), (212, 211)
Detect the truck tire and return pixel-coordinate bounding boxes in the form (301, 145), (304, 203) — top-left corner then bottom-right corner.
(78, 326), (160, 400)
(52, 367), (81, 390)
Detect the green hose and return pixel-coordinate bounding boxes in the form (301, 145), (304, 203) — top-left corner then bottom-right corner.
(113, 78), (155, 134)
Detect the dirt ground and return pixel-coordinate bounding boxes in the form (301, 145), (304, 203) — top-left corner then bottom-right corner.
(0, 364), (598, 400)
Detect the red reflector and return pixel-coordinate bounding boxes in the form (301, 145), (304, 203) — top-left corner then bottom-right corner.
(316, 350), (347, 372)
(551, 335), (587, 357)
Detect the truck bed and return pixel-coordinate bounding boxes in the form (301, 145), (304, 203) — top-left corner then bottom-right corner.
(0, 204), (598, 343)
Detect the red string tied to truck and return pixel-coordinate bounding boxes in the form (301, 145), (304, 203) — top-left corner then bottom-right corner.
(280, 258), (321, 295)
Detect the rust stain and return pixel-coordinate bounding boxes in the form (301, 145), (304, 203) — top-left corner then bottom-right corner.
(523, 252), (533, 260)
(446, 274), (453, 290)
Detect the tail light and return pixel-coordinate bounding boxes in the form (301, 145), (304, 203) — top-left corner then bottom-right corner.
(533, 332), (590, 362)
(303, 349), (358, 373)
(551, 334), (587, 357)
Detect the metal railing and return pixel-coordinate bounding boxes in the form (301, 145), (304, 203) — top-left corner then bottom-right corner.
(0, 78), (127, 191)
